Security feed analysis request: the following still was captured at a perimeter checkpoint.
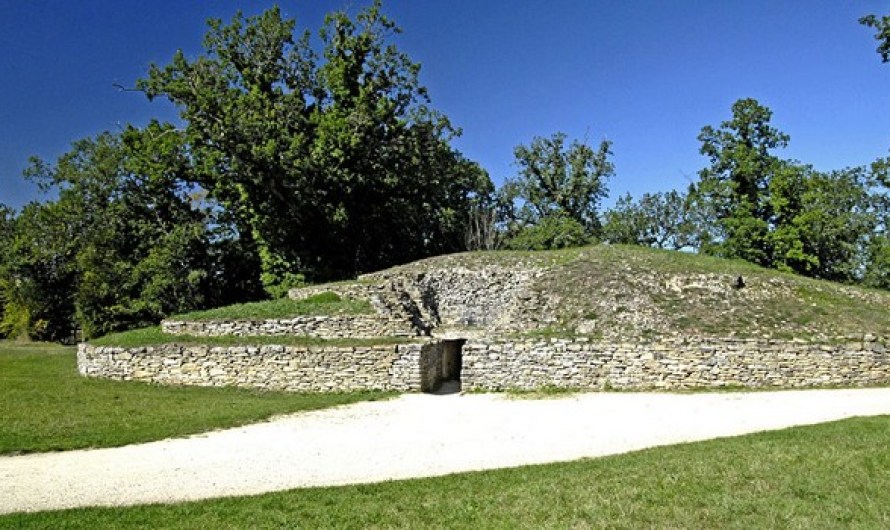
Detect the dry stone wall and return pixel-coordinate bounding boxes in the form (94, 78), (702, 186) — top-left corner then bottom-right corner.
(288, 282), (437, 334)
(79, 334), (890, 393)
(288, 265), (545, 334)
(359, 266), (540, 328)
(78, 342), (434, 392)
(161, 315), (419, 339)
(83, 252), (890, 393)
(427, 268), (535, 327)
(461, 336), (890, 391)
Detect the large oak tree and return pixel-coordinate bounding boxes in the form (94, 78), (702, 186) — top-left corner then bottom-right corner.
(138, 2), (491, 289)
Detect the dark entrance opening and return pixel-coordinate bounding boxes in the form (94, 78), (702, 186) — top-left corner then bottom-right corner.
(434, 339), (464, 394)
(442, 340), (464, 381)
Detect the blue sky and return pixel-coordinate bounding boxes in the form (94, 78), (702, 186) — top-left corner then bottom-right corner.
(2, 0), (889, 210)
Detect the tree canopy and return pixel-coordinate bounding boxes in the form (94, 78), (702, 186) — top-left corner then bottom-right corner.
(691, 98), (789, 266)
(603, 191), (697, 251)
(860, 14), (890, 62)
(681, 98), (886, 284)
(1, 124), (263, 340)
(138, 2), (491, 288)
(500, 132), (613, 248)
(0, 2), (494, 340)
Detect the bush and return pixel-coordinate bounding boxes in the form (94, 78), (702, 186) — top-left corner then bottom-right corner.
(504, 215), (592, 251)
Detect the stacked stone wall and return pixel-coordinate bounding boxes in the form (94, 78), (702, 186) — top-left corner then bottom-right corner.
(79, 335), (890, 393)
(461, 336), (890, 391)
(161, 315), (419, 339)
(287, 266), (549, 334)
(78, 342), (433, 392)
(418, 268), (536, 327)
(359, 267), (539, 328)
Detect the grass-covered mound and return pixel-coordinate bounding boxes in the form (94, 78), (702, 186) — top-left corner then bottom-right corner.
(362, 245), (588, 274)
(530, 245), (890, 340)
(0, 341), (393, 454)
(381, 244), (890, 341)
(6, 415), (890, 527)
(94, 244), (890, 347)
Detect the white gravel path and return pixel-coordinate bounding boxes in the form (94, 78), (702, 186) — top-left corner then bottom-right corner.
(3, 387), (890, 514)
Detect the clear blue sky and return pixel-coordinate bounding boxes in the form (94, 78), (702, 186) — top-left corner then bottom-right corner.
(2, 0), (889, 210)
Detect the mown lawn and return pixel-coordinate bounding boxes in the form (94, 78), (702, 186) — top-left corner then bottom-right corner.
(0, 341), (392, 454)
(2, 415), (889, 528)
(172, 291), (373, 321)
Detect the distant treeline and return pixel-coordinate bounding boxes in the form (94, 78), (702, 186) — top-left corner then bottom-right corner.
(1, 2), (888, 341)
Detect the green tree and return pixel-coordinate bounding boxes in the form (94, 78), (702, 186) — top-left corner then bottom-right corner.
(768, 165), (876, 282)
(20, 124), (262, 338)
(502, 132), (614, 237)
(464, 199), (503, 251)
(603, 191), (697, 250)
(864, 236), (890, 289)
(0, 203), (12, 336)
(860, 14), (890, 62)
(863, 158), (890, 289)
(0, 203), (11, 242)
(503, 214), (591, 251)
(0, 204), (15, 339)
(138, 2), (491, 288)
(857, 18), (890, 289)
(692, 98), (790, 266)
(0, 200), (79, 341)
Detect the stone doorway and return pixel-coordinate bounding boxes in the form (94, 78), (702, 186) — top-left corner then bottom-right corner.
(423, 339), (464, 394)
(441, 339), (464, 383)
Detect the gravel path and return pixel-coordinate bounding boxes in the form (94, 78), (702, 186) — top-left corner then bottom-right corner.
(3, 388), (890, 514)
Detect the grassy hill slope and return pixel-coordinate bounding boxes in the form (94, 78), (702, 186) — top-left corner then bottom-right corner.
(367, 244), (890, 341)
(525, 245), (890, 340)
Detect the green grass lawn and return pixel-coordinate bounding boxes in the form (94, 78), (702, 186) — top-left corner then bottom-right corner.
(172, 291), (373, 321)
(0, 341), (393, 454)
(2, 415), (888, 528)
